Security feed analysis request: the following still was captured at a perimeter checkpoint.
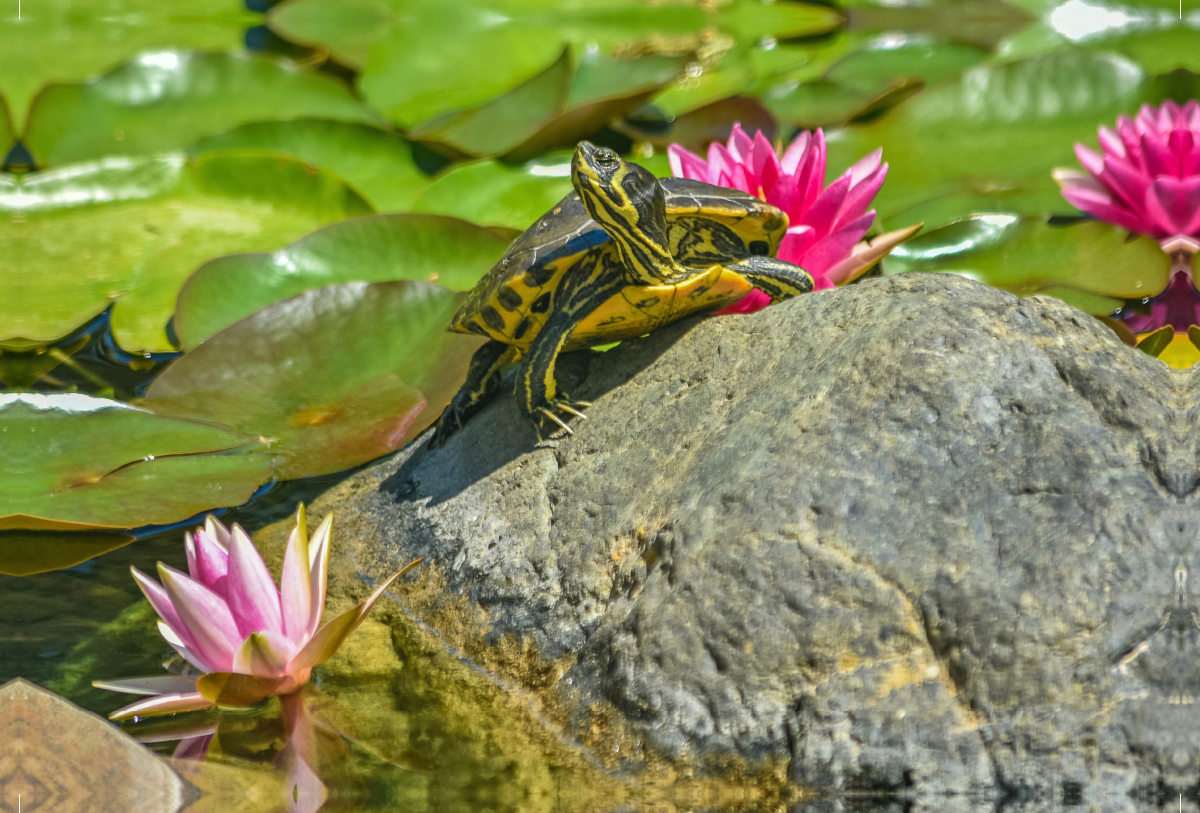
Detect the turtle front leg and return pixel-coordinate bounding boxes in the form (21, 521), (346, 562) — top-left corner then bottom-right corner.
(430, 340), (519, 447)
(516, 262), (624, 440)
(730, 255), (814, 303)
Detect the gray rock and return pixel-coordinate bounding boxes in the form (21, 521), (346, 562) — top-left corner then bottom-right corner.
(281, 272), (1200, 802)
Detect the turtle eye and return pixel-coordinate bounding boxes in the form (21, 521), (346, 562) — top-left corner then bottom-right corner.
(595, 149), (619, 169)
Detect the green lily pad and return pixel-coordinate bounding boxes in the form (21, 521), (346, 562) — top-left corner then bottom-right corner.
(274, 0), (838, 130)
(412, 47), (684, 160)
(827, 51), (1148, 227)
(883, 216), (1170, 307)
(192, 119), (430, 212)
(0, 96), (12, 157)
(0, 392), (271, 531)
(23, 51), (375, 168)
(174, 213), (511, 349)
(0, 151), (373, 353)
(0, 0), (257, 132)
(144, 281), (484, 479)
(412, 153), (574, 231)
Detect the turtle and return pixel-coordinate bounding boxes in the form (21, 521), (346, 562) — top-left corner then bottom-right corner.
(430, 141), (814, 446)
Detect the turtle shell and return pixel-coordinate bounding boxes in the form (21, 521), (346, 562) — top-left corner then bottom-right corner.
(449, 178), (789, 349)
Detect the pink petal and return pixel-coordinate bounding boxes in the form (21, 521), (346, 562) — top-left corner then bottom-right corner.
(793, 129), (828, 218)
(204, 516), (231, 551)
(306, 514), (334, 639)
(131, 566), (189, 648)
(845, 147), (883, 185)
(281, 510), (314, 645)
(189, 529), (229, 596)
(727, 163), (757, 196)
(706, 141), (735, 180)
(764, 174), (800, 219)
(1074, 143), (1105, 176)
(233, 631), (298, 678)
(226, 525), (284, 637)
(172, 735), (214, 765)
(1140, 130), (1175, 178)
(158, 563), (241, 671)
(799, 212), (877, 275)
(778, 225), (818, 264)
(748, 129), (781, 196)
(822, 223), (923, 286)
(668, 144), (712, 182)
(108, 691), (214, 721)
(1097, 126), (1125, 159)
(838, 164), (887, 229)
(780, 130), (812, 175)
(800, 173), (852, 239)
(155, 620), (218, 674)
(92, 675), (200, 696)
(1061, 183), (1155, 234)
(727, 122), (754, 161)
(1145, 176), (1200, 235)
(1099, 153), (1151, 211)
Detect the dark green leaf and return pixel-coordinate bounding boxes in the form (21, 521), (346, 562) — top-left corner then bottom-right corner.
(145, 281), (485, 479)
(174, 214), (511, 348)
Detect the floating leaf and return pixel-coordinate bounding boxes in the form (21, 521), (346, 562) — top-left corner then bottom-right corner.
(145, 282), (484, 479)
(0, 96), (12, 158)
(884, 216), (1169, 306)
(0, 0), (257, 132)
(827, 52), (1149, 227)
(0, 152), (373, 352)
(23, 51), (375, 168)
(0, 392), (271, 531)
(193, 119), (430, 212)
(174, 214), (511, 348)
(412, 47), (684, 160)
(272, 0), (836, 128)
(413, 152), (574, 230)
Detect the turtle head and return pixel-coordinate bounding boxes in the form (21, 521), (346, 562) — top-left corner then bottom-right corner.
(572, 142), (674, 283)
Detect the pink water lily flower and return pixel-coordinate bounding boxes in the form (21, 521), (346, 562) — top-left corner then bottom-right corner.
(669, 123), (920, 313)
(95, 508), (420, 720)
(1054, 101), (1200, 252)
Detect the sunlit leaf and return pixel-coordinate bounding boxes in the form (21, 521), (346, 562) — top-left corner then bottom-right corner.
(412, 47), (684, 160)
(412, 153), (574, 230)
(192, 119), (431, 212)
(174, 214), (511, 348)
(272, 0), (831, 129)
(23, 51), (375, 168)
(827, 51), (1149, 228)
(0, 152), (373, 352)
(0, 392), (271, 531)
(0, 0), (257, 132)
(144, 282), (484, 479)
(0, 532), (135, 577)
(884, 217), (1170, 307)
(0, 96), (12, 158)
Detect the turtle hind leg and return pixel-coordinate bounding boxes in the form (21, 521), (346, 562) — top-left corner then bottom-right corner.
(731, 255), (814, 303)
(430, 340), (519, 448)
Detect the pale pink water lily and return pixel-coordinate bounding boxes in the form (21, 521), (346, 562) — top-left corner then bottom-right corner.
(1054, 101), (1200, 251)
(668, 123), (920, 313)
(94, 507), (421, 720)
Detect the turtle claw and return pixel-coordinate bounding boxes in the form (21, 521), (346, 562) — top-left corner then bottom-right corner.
(539, 408), (574, 438)
(556, 403), (588, 420)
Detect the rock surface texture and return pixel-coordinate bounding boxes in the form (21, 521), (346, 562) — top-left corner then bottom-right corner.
(286, 273), (1200, 803)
